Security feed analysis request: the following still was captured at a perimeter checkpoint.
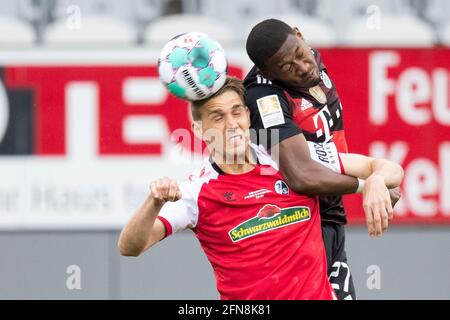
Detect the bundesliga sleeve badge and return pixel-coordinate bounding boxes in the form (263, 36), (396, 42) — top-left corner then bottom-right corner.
(256, 95), (286, 128)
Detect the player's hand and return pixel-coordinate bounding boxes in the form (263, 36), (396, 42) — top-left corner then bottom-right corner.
(388, 187), (401, 219)
(362, 174), (393, 238)
(150, 177), (182, 207)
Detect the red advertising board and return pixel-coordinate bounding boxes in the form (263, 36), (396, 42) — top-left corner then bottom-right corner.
(319, 49), (450, 224)
(0, 48), (448, 227)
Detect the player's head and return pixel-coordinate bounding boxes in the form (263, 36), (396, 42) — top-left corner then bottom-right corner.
(190, 76), (251, 161)
(246, 18), (320, 88)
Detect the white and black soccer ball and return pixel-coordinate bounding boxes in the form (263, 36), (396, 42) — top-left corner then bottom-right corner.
(158, 32), (228, 101)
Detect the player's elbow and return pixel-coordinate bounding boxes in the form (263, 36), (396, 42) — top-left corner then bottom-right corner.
(119, 246), (142, 257)
(118, 239), (144, 257)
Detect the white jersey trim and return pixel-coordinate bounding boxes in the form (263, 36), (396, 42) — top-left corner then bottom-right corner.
(256, 74), (272, 85)
(158, 159), (219, 234)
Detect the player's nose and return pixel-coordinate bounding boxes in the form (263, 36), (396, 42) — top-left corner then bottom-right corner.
(294, 60), (309, 76)
(224, 113), (239, 129)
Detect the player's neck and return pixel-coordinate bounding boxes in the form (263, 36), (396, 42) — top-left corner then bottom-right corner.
(213, 149), (257, 175)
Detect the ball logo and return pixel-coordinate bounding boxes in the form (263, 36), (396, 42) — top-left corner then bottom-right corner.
(274, 180), (289, 195)
(184, 35), (193, 44)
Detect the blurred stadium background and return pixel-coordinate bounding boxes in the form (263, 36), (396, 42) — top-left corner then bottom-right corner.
(0, 0), (449, 299)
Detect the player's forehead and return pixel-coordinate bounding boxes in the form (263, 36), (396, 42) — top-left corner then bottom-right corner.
(203, 90), (245, 114)
(269, 34), (299, 67)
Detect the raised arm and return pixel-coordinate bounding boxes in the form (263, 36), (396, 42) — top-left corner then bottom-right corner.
(118, 178), (181, 257)
(278, 134), (359, 195)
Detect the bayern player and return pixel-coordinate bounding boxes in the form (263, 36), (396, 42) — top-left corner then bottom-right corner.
(244, 18), (400, 299)
(118, 77), (403, 300)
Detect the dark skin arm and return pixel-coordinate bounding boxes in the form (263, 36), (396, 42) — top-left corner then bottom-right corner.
(277, 134), (358, 195)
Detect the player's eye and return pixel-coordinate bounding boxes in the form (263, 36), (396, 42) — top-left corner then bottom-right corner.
(213, 115), (223, 122)
(233, 106), (245, 115)
(281, 64), (291, 72)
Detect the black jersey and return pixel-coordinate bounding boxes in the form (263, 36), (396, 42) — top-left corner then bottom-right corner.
(244, 48), (349, 225)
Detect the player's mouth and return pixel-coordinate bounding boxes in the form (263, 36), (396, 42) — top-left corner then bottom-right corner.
(227, 134), (244, 146)
(301, 70), (320, 86)
(303, 69), (316, 81)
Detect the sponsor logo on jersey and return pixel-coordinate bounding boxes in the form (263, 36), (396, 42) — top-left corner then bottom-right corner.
(228, 205), (311, 242)
(320, 71), (333, 89)
(312, 141), (339, 166)
(274, 180), (289, 195)
(223, 191), (235, 202)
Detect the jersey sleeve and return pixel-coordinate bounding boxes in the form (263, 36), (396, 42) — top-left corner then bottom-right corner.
(157, 181), (198, 239)
(244, 85), (302, 150)
(307, 141), (345, 174)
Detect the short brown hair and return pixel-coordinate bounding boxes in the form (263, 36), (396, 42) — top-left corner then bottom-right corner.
(190, 76), (245, 121)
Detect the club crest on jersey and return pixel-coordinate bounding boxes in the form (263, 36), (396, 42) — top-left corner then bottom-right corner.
(309, 85), (327, 104)
(320, 71), (332, 89)
(228, 205), (311, 242)
(274, 180), (289, 195)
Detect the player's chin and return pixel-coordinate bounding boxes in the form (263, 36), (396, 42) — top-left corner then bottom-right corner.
(224, 144), (246, 161)
(311, 75), (322, 86)
(301, 76), (321, 88)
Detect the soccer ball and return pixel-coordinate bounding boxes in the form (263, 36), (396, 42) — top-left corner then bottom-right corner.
(158, 32), (227, 101)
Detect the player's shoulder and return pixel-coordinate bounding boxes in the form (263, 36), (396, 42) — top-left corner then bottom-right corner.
(243, 66), (288, 104)
(179, 159), (220, 197)
(184, 159), (218, 184)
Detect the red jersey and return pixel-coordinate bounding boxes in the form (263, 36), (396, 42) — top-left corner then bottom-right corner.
(157, 143), (341, 300)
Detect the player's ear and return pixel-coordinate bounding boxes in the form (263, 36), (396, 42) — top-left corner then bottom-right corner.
(293, 27), (304, 40)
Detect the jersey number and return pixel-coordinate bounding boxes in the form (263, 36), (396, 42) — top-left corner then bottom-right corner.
(329, 261), (351, 295)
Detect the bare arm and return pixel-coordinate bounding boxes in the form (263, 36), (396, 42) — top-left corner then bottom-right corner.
(339, 153), (404, 188)
(118, 178), (181, 257)
(277, 134), (359, 195)
(339, 153), (404, 237)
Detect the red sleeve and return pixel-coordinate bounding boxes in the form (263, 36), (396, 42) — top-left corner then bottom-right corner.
(156, 216), (173, 239)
